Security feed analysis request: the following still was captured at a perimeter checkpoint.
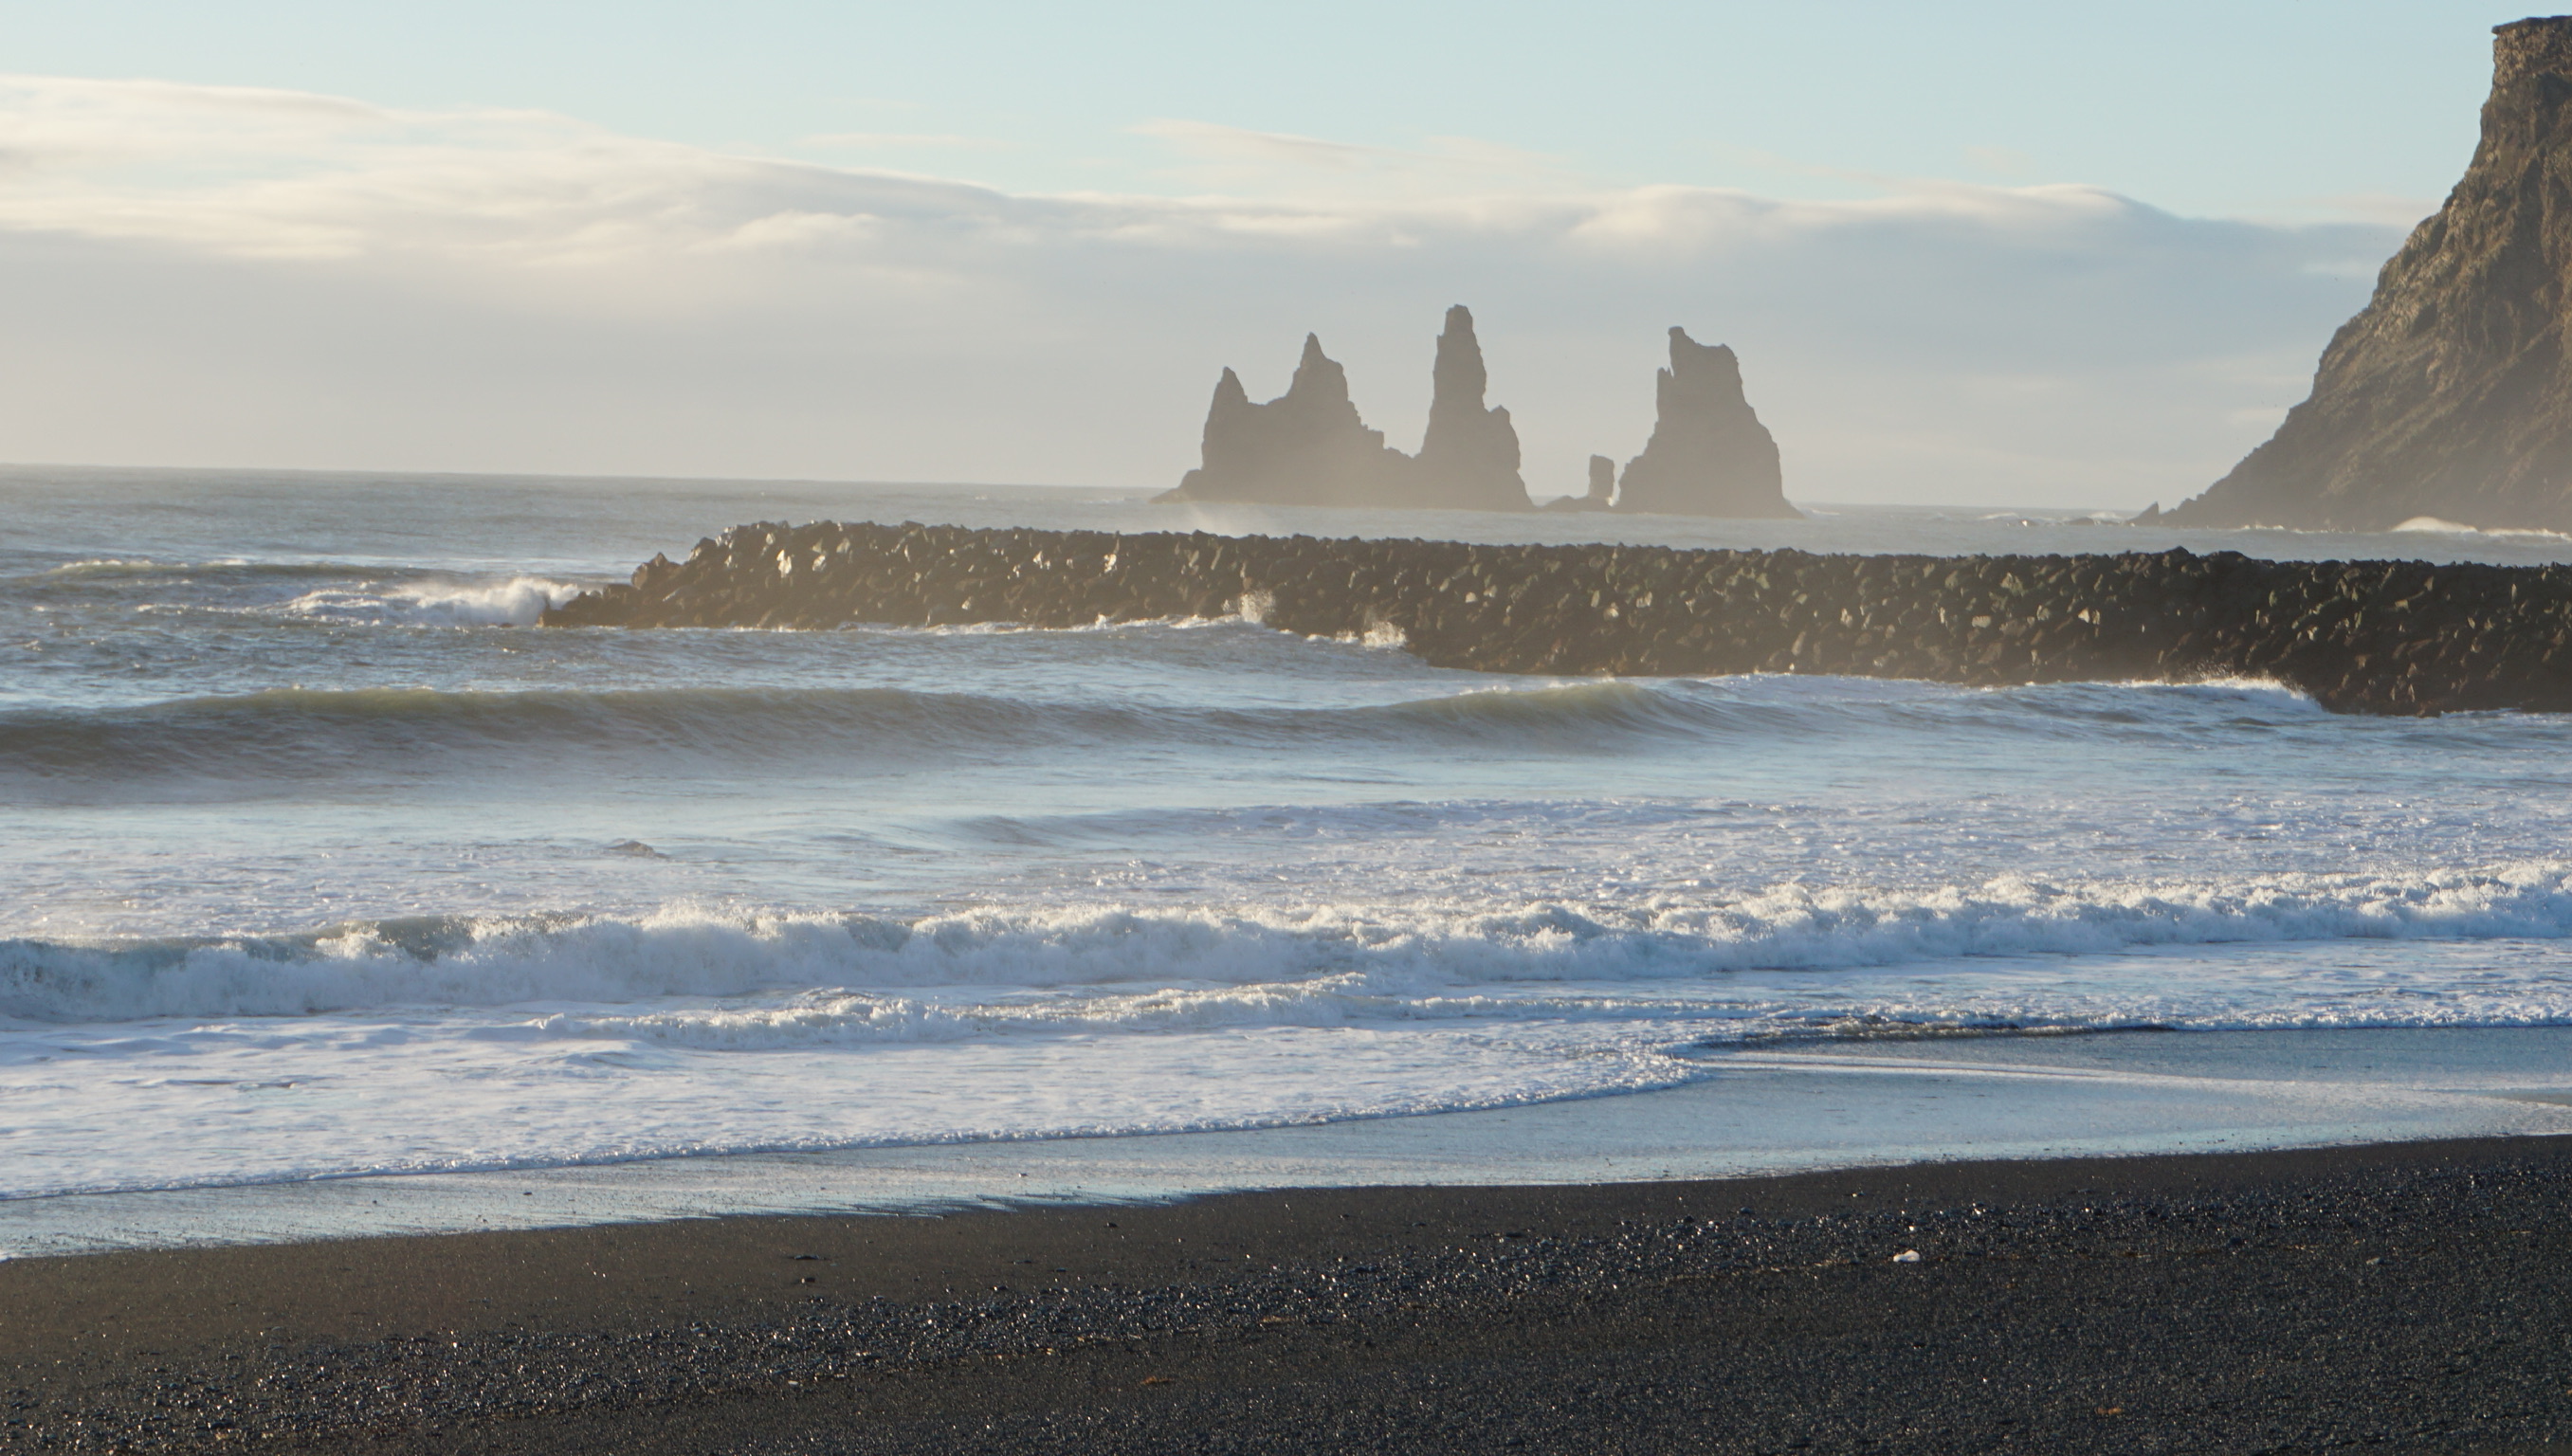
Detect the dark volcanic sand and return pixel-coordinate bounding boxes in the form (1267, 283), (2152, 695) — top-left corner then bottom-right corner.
(6, 1138), (2571, 1454)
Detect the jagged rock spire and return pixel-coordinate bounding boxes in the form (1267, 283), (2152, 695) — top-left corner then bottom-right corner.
(1413, 305), (1530, 510)
(2168, 17), (2572, 530)
(1615, 328), (1796, 519)
(1163, 333), (1412, 507)
(1159, 309), (1532, 510)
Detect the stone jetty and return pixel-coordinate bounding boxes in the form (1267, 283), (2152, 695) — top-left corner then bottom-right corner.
(543, 522), (2572, 716)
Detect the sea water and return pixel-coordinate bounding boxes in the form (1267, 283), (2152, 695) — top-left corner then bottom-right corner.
(8, 464), (2572, 1206)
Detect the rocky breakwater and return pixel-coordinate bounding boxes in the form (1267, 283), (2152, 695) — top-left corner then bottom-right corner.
(544, 523), (2572, 716)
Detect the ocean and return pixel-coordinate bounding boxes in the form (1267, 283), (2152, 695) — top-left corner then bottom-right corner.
(9, 464), (2572, 1213)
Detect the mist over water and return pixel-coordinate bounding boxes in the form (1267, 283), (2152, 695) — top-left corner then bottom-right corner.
(9, 465), (2572, 1198)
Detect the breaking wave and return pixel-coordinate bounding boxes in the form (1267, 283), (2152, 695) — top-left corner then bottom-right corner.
(0, 676), (2358, 791)
(281, 576), (580, 627)
(8, 556), (584, 627)
(2391, 517), (2572, 542)
(12, 864), (2572, 1028)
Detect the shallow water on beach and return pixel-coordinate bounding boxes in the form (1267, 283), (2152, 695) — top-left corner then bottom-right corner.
(9, 464), (2572, 1200)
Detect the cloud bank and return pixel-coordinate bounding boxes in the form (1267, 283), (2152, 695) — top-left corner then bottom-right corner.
(0, 74), (2403, 506)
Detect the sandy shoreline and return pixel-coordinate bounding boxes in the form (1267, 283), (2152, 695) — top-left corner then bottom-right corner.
(7, 1131), (2570, 1453)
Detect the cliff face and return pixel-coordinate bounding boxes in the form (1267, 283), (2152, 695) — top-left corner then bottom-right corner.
(549, 520), (2572, 718)
(1161, 308), (1531, 511)
(2169, 18), (2572, 531)
(1616, 329), (1797, 519)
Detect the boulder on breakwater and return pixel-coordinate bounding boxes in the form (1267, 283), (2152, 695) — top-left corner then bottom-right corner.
(542, 522), (2572, 716)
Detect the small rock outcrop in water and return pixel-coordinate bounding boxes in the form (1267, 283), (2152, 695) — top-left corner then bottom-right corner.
(547, 521), (2572, 717)
(1159, 308), (1529, 510)
(1615, 328), (1797, 519)
(1543, 455), (1619, 512)
(2169, 18), (2572, 531)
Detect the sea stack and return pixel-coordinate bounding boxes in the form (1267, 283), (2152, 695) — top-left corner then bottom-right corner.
(1159, 335), (1414, 508)
(1543, 455), (1619, 512)
(1615, 328), (1797, 519)
(2167, 18), (2572, 532)
(1159, 309), (1531, 510)
(1410, 305), (1531, 511)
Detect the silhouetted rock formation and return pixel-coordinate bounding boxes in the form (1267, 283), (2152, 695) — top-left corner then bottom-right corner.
(1159, 335), (1414, 508)
(2170, 19), (2572, 532)
(1615, 328), (1797, 519)
(1411, 306), (1530, 510)
(1543, 455), (1618, 512)
(1160, 308), (1531, 511)
(548, 522), (2572, 717)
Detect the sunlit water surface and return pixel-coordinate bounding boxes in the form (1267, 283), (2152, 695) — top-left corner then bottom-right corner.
(7, 464), (2572, 1199)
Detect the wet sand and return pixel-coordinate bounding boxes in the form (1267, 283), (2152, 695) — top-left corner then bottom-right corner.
(7, 1134), (2571, 1453)
(16, 1028), (2571, 1260)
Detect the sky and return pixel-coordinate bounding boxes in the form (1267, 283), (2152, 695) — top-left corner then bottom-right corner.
(0, 2), (2534, 505)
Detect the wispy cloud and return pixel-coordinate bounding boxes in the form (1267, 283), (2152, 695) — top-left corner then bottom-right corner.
(2289, 191), (2439, 229)
(1127, 118), (1588, 200)
(1131, 119), (1400, 172)
(1964, 145), (2037, 178)
(797, 132), (1005, 151)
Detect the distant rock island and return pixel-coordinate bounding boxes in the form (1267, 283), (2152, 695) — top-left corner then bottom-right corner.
(1414, 305), (1531, 511)
(1542, 455), (1620, 513)
(2166, 17), (2572, 532)
(1158, 306), (1529, 511)
(1161, 311), (1796, 518)
(1602, 327), (1797, 519)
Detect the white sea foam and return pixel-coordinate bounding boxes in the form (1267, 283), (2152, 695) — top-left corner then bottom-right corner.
(44, 557), (175, 575)
(282, 576), (579, 627)
(2107, 676), (2320, 706)
(0, 1016), (1704, 1198)
(15, 864), (2572, 1028)
(2392, 516), (2572, 541)
(7, 936), (2570, 1201)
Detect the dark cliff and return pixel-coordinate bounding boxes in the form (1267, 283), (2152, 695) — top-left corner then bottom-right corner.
(1615, 328), (1797, 519)
(545, 522), (2572, 717)
(2169, 17), (2572, 531)
(1159, 308), (1531, 511)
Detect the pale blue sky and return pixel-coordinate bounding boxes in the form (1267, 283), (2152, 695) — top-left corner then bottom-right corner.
(5, 1), (2517, 218)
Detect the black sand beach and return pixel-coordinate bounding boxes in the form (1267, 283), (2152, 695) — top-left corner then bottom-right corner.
(6, 1136), (2570, 1453)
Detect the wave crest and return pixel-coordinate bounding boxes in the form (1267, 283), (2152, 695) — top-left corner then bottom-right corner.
(13, 863), (2572, 1025)
(283, 576), (579, 627)
(0, 674), (2354, 793)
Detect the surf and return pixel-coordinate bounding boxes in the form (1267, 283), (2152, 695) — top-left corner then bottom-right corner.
(16, 862), (2572, 1025)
